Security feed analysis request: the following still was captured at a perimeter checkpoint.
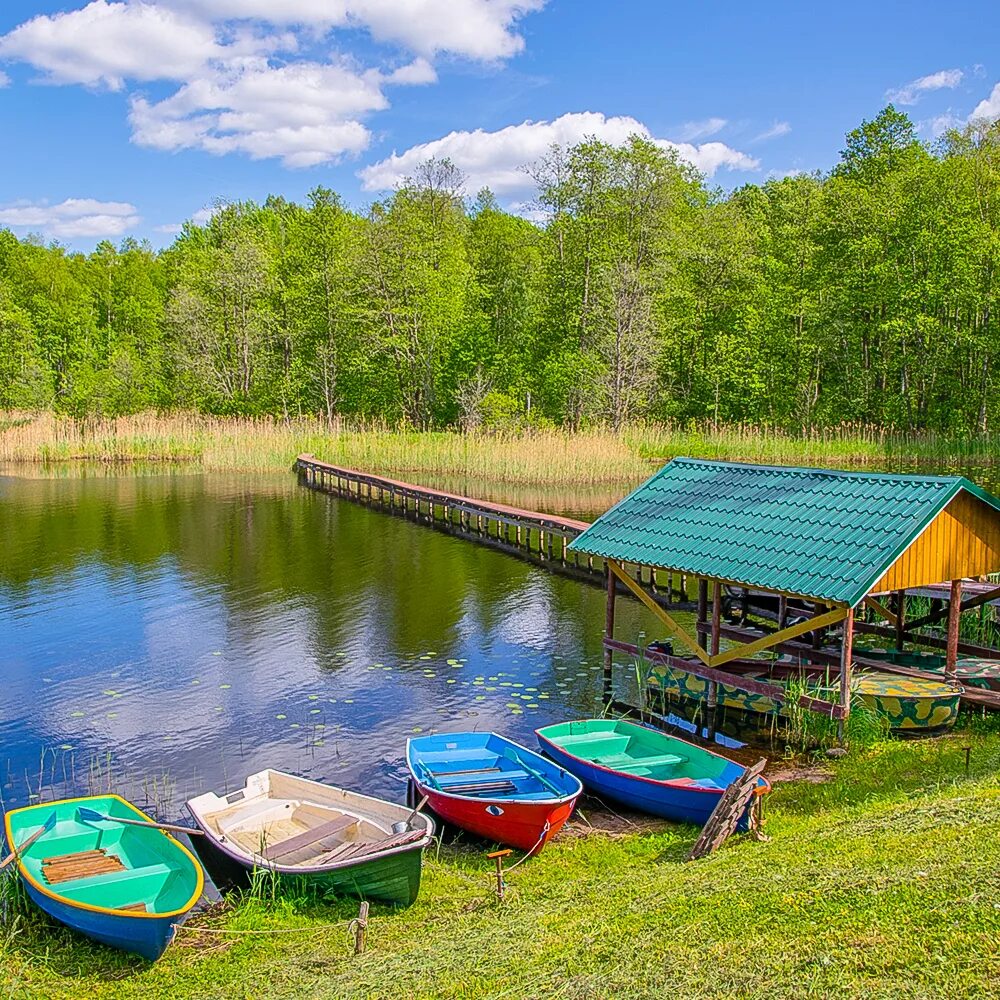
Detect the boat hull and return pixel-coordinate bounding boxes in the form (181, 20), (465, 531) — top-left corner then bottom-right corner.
(535, 719), (768, 831)
(186, 770), (433, 908)
(536, 740), (728, 828)
(416, 785), (574, 852)
(20, 878), (181, 961)
(3, 794), (203, 962)
(191, 828), (424, 907)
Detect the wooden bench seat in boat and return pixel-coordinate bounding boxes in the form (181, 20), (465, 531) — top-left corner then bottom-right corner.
(434, 769), (529, 789)
(262, 814), (359, 863)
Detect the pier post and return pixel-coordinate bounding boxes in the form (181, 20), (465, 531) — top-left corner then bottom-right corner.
(697, 579), (708, 648)
(603, 565), (617, 701)
(946, 579), (962, 682)
(838, 610), (854, 741)
(895, 589), (906, 651)
(708, 581), (721, 727)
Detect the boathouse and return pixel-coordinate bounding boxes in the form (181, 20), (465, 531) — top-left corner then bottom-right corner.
(568, 458), (1000, 728)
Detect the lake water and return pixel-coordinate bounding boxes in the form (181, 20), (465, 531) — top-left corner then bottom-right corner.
(0, 469), (647, 818)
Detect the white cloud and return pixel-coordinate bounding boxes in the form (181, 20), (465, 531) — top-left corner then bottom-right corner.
(0, 1), (529, 168)
(675, 117), (727, 142)
(0, 70), (9, 87)
(753, 121), (791, 142)
(0, 198), (140, 238)
(887, 68), (963, 106)
(358, 111), (759, 196)
(129, 58), (394, 166)
(165, 0), (546, 60)
(970, 82), (1000, 123)
(0, 1), (222, 89)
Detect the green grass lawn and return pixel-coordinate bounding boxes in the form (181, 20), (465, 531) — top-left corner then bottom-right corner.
(3, 732), (1000, 999)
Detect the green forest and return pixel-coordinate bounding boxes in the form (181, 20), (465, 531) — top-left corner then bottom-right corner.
(2, 106), (999, 432)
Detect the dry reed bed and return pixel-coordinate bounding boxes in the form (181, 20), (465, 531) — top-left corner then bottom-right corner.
(0, 412), (994, 484)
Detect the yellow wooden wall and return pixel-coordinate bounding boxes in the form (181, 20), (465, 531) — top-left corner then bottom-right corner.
(872, 492), (1000, 593)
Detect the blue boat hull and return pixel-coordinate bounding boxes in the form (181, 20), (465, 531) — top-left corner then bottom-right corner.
(539, 740), (755, 831)
(21, 878), (183, 961)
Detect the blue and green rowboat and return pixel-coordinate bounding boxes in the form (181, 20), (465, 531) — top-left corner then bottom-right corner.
(3, 794), (204, 961)
(647, 663), (961, 731)
(536, 718), (768, 828)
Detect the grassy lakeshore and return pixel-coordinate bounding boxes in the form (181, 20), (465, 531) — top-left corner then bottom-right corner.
(2, 412), (1000, 485)
(3, 732), (1000, 1000)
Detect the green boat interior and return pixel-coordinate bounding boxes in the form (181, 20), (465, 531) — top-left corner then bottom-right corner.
(8, 796), (200, 915)
(542, 720), (731, 785)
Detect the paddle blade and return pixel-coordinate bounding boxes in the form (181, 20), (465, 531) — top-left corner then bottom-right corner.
(76, 806), (106, 823)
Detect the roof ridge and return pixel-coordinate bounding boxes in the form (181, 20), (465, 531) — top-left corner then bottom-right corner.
(669, 456), (967, 485)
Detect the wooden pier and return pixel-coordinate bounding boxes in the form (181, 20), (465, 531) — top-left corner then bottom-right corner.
(295, 454), (695, 605)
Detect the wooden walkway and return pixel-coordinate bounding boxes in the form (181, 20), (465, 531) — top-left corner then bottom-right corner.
(295, 454), (695, 604)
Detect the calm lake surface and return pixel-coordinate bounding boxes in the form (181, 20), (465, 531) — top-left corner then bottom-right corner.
(0, 469), (647, 818)
(5, 459), (999, 821)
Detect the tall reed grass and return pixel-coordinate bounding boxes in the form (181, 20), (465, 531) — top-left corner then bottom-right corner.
(1, 412), (998, 485)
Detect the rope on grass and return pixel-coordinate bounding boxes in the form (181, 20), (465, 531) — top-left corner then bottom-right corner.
(502, 821), (550, 875)
(171, 919), (352, 936)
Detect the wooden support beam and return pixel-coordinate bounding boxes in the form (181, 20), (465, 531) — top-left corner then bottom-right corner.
(604, 565), (617, 696)
(839, 610), (854, 738)
(903, 585), (1000, 632)
(608, 561), (710, 664)
(709, 607), (847, 668)
(895, 589), (906, 651)
(697, 579), (709, 648)
(946, 579), (962, 682)
(863, 596), (897, 627)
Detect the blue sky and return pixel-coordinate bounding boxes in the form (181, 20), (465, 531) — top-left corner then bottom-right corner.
(0, 0), (998, 249)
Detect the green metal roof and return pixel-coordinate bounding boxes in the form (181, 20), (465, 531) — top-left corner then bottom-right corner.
(568, 458), (1000, 607)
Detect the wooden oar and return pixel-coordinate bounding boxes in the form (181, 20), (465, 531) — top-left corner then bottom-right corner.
(76, 806), (204, 837)
(0, 812), (57, 873)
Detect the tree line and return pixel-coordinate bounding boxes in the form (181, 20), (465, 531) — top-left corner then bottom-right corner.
(2, 106), (1000, 432)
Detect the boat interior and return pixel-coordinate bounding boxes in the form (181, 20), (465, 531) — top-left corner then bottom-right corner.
(542, 721), (741, 787)
(410, 733), (578, 801)
(205, 795), (391, 866)
(11, 797), (199, 915)
(190, 771), (430, 868)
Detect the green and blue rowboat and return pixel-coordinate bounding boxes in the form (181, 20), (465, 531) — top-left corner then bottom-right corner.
(186, 769), (434, 907)
(536, 718), (769, 828)
(3, 794), (204, 961)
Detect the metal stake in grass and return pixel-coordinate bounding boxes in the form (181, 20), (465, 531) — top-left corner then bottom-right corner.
(487, 848), (512, 901)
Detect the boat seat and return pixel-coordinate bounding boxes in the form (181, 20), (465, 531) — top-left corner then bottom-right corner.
(53, 863), (172, 896)
(594, 753), (686, 770)
(435, 769), (528, 787)
(262, 814), (359, 862)
(217, 798), (297, 836)
(670, 777), (723, 790)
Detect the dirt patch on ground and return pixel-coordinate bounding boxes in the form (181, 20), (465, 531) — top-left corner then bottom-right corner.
(563, 796), (675, 836)
(764, 762), (834, 784)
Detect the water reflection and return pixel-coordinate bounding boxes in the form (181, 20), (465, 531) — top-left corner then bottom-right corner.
(0, 472), (647, 816)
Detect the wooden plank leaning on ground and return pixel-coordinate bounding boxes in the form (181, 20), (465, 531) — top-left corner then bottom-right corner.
(687, 758), (768, 862)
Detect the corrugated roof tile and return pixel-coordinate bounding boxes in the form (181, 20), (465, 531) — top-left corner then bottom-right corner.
(568, 457), (1000, 605)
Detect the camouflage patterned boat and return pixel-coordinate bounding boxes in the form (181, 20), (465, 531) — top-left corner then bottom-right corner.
(860, 647), (1000, 692)
(647, 663), (961, 731)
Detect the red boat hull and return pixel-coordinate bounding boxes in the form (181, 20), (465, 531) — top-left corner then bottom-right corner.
(417, 783), (576, 852)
